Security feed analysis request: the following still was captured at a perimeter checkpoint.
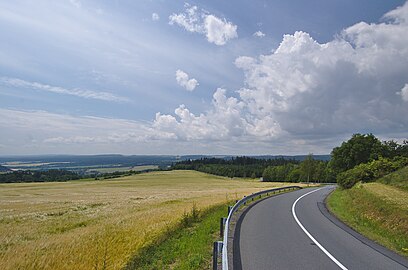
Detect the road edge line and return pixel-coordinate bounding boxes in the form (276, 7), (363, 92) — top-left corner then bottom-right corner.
(292, 187), (348, 270)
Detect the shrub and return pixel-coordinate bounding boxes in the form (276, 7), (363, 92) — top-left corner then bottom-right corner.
(337, 157), (408, 189)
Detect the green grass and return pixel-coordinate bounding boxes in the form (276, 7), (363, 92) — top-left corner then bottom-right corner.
(125, 202), (228, 270)
(377, 166), (408, 191)
(327, 183), (408, 257)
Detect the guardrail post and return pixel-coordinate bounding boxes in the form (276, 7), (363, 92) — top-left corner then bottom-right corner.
(220, 217), (226, 237)
(228, 206), (233, 214)
(213, 241), (218, 270)
(213, 241), (223, 270)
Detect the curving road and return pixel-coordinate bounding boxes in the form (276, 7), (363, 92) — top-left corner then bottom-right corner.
(234, 186), (408, 270)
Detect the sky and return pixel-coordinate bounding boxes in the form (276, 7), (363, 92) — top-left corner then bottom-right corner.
(0, 0), (407, 155)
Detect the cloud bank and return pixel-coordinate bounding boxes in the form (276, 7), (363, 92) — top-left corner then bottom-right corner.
(158, 2), (408, 145)
(169, 4), (237, 45)
(175, 70), (199, 91)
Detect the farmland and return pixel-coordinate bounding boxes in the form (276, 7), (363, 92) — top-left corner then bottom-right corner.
(0, 170), (293, 270)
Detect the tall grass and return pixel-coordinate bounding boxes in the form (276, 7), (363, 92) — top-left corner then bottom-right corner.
(126, 202), (230, 269)
(327, 183), (408, 257)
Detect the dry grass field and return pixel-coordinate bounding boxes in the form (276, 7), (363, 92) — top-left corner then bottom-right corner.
(0, 170), (294, 270)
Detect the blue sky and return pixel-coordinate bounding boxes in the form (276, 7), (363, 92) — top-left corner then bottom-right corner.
(0, 0), (407, 155)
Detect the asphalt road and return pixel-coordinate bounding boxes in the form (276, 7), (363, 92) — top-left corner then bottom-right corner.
(235, 186), (408, 270)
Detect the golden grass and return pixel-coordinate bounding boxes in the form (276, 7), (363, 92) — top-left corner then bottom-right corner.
(0, 170), (297, 270)
(363, 183), (408, 211)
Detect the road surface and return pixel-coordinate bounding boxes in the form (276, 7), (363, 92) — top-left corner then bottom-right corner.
(234, 186), (408, 269)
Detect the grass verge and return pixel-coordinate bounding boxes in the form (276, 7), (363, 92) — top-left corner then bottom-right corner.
(378, 166), (408, 191)
(125, 202), (229, 270)
(327, 183), (408, 258)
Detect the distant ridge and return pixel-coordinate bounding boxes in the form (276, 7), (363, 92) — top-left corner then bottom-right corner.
(180, 154), (330, 161)
(0, 165), (10, 172)
(0, 154), (330, 172)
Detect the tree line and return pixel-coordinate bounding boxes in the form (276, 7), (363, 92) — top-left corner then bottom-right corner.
(171, 156), (299, 178)
(172, 134), (408, 186)
(262, 155), (332, 183)
(0, 168), (157, 183)
(0, 170), (81, 183)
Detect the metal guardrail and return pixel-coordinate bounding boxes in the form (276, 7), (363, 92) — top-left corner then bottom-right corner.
(217, 185), (302, 270)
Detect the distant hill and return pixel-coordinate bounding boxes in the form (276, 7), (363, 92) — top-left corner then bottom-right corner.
(180, 154), (331, 161)
(0, 165), (10, 172)
(0, 154), (330, 172)
(0, 155), (179, 170)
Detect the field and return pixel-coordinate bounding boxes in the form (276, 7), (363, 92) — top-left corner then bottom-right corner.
(0, 170), (294, 270)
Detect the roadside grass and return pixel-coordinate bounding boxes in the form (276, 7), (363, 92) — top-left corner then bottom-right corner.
(327, 183), (408, 257)
(0, 170), (298, 270)
(126, 202), (228, 270)
(377, 166), (408, 191)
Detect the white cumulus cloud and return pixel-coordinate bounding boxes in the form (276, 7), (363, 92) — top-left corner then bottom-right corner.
(175, 70), (199, 91)
(253, 31), (265, 38)
(204, 15), (238, 45)
(169, 4), (237, 45)
(152, 13), (160, 21)
(157, 2), (408, 146)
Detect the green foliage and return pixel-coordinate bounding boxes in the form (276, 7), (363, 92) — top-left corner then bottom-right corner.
(330, 133), (385, 174)
(382, 140), (408, 158)
(181, 203), (201, 227)
(262, 163), (297, 182)
(337, 157), (408, 189)
(0, 170), (81, 183)
(262, 154), (332, 183)
(172, 156), (299, 179)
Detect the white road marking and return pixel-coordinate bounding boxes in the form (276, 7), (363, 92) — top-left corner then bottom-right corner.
(292, 188), (348, 270)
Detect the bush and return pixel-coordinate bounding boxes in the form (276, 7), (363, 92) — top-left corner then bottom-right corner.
(337, 164), (373, 189)
(337, 157), (408, 189)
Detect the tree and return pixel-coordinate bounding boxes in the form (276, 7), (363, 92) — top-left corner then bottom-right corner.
(299, 154), (316, 183)
(329, 133), (385, 174)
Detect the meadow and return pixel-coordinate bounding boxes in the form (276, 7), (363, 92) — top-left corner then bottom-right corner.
(0, 170), (292, 269)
